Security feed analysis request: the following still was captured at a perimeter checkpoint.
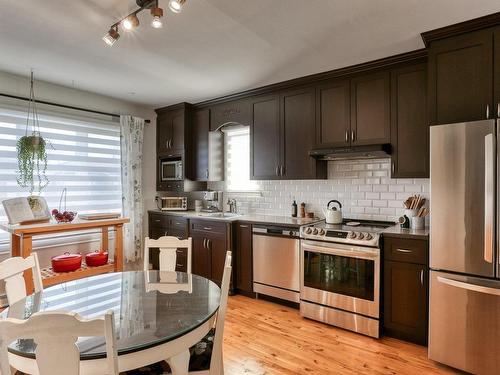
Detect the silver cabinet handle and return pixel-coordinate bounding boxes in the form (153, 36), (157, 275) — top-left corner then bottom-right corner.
(486, 104), (490, 119)
(391, 162), (395, 174)
(176, 263), (184, 268)
(240, 225), (249, 228)
(207, 239), (211, 250)
(437, 276), (500, 296)
(280, 165), (284, 176)
(154, 219), (161, 223)
(203, 238), (207, 249)
(351, 130), (355, 142)
(420, 269), (424, 285)
(205, 169), (209, 179)
(275, 166), (279, 176)
(203, 227), (212, 231)
(345, 130), (349, 142)
(484, 133), (494, 263)
(396, 248), (412, 253)
(497, 103), (500, 118)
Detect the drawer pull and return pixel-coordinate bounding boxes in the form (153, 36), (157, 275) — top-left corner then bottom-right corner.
(176, 263), (184, 267)
(420, 269), (424, 285)
(154, 219), (161, 223)
(176, 249), (183, 253)
(203, 227), (212, 231)
(396, 248), (412, 253)
(239, 225), (249, 228)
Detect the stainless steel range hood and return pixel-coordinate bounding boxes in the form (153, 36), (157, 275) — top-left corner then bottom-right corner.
(309, 144), (391, 160)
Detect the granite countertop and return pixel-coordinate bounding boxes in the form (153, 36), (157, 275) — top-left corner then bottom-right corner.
(148, 210), (322, 227)
(381, 224), (429, 240)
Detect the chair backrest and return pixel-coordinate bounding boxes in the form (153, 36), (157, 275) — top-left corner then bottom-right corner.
(0, 310), (118, 375)
(145, 271), (193, 294)
(210, 251), (232, 375)
(144, 236), (192, 273)
(0, 253), (43, 305)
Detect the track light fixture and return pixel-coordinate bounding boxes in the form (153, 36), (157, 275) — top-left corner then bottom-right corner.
(103, 0), (186, 46)
(168, 0), (185, 13)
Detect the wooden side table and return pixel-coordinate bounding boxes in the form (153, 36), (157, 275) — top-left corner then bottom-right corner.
(0, 218), (130, 292)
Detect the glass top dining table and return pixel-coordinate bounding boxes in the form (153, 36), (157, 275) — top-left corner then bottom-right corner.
(1, 271), (221, 360)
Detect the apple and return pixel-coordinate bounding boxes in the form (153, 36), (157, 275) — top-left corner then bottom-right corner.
(51, 209), (59, 216)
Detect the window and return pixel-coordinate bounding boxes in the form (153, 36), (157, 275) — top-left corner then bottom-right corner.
(0, 101), (122, 250)
(224, 127), (258, 192)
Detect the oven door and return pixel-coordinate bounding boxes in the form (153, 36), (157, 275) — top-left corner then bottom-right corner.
(300, 240), (380, 318)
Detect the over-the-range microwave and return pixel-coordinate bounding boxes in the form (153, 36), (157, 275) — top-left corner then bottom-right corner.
(160, 157), (183, 181)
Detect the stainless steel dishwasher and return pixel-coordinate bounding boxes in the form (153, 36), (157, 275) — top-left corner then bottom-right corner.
(252, 225), (301, 303)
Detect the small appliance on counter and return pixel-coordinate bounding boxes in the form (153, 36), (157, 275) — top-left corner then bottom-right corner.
(155, 196), (187, 211)
(322, 200), (342, 224)
(202, 191), (223, 212)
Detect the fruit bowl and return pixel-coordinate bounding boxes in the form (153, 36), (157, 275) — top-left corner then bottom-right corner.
(51, 209), (77, 223)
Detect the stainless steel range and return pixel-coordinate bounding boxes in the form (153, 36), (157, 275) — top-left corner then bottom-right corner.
(299, 219), (393, 338)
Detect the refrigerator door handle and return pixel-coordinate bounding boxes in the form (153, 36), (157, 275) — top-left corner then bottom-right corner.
(484, 133), (494, 264)
(437, 276), (500, 296)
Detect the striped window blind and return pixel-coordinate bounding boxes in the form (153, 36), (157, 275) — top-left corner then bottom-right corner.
(224, 127), (258, 192)
(0, 101), (122, 250)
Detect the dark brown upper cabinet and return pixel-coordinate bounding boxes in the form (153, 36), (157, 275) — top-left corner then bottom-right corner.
(210, 98), (252, 131)
(251, 94), (281, 180)
(391, 63), (429, 178)
(251, 89), (326, 180)
(427, 29), (493, 125)
(156, 103), (190, 154)
(281, 87), (321, 179)
(350, 71), (391, 145)
(315, 80), (351, 148)
(188, 108), (210, 181)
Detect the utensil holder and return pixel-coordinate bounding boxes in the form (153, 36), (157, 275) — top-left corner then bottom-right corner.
(411, 216), (425, 230)
(404, 208), (418, 218)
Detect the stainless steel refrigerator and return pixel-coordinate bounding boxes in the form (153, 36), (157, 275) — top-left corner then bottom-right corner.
(429, 119), (500, 374)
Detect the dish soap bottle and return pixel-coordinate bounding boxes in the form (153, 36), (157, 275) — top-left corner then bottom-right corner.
(291, 199), (297, 217)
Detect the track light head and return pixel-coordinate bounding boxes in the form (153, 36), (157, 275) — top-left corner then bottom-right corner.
(168, 0), (186, 13)
(151, 6), (164, 28)
(122, 14), (140, 31)
(102, 27), (120, 46)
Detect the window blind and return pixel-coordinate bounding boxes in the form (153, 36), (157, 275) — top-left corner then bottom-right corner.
(0, 102), (122, 249)
(224, 127), (258, 192)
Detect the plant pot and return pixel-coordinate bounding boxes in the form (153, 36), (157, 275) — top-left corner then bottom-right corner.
(29, 135), (41, 149)
(51, 252), (82, 273)
(85, 251), (109, 267)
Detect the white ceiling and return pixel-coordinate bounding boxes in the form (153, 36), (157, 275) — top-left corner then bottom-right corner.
(1, 0), (499, 107)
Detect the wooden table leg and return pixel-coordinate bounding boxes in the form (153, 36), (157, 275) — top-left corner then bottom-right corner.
(21, 235), (34, 294)
(11, 234), (21, 257)
(114, 224), (124, 272)
(101, 227), (109, 252)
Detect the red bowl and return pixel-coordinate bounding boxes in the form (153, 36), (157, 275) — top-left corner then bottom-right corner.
(85, 251), (108, 267)
(51, 252), (82, 273)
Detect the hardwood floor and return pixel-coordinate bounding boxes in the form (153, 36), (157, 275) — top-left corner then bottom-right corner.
(223, 295), (461, 375)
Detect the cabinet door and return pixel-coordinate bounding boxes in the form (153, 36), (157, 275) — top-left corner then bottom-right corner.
(281, 87), (318, 179)
(493, 28), (500, 117)
(191, 233), (211, 279)
(251, 95), (281, 180)
(207, 234), (227, 286)
(236, 222), (253, 294)
(428, 29), (493, 125)
(190, 109), (210, 181)
(316, 80), (350, 147)
(170, 109), (185, 151)
(351, 71), (391, 145)
(383, 260), (428, 345)
(157, 113), (173, 154)
(391, 63), (429, 178)
(210, 98), (252, 130)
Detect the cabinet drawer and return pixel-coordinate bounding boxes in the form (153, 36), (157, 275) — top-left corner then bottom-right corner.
(149, 213), (169, 228)
(170, 216), (188, 229)
(190, 220), (227, 235)
(383, 237), (428, 264)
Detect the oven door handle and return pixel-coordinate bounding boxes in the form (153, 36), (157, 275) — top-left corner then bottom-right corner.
(301, 241), (379, 260)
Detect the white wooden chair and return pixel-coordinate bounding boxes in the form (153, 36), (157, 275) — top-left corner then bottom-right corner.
(0, 253), (43, 306)
(145, 270), (194, 294)
(0, 310), (118, 375)
(166, 251), (232, 375)
(144, 236), (192, 273)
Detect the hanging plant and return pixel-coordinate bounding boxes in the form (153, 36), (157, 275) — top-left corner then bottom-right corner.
(16, 72), (51, 194)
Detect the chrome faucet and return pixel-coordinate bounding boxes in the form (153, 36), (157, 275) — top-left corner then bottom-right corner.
(227, 199), (237, 213)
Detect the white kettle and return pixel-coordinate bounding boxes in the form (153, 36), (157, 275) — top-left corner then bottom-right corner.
(322, 200), (343, 224)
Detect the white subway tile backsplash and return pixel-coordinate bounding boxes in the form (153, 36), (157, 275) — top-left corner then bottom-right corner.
(211, 158), (429, 223)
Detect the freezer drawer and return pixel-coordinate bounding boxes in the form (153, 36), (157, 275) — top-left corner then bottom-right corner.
(429, 270), (500, 375)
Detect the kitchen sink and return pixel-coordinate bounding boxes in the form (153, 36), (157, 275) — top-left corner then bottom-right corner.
(198, 212), (241, 218)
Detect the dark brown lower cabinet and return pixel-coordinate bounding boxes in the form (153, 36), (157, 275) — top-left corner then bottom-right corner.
(191, 234), (211, 279)
(383, 236), (429, 346)
(235, 222), (254, 296)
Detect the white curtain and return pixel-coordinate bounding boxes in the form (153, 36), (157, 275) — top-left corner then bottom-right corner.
(120, 115), (144, 262)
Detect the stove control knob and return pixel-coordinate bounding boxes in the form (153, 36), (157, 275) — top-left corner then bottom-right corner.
(305, 227), (312, 234)
(319, 229), (326, 236)
(312, 228), (319, 235)
(347, 231), (356, 239)
(357, 232), (364, 240)
(364, 233), (373, 240)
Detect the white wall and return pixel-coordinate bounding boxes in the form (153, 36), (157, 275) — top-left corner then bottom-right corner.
(0, 70), (157, 271)
(212, 158), (429, 223)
